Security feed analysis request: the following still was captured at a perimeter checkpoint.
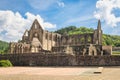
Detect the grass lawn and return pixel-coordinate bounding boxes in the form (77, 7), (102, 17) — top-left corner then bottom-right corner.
(112, 51), (120, 55)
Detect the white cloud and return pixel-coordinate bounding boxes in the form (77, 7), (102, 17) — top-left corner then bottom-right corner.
(0, 10), (56, 42)
(94, 0), (120, 27)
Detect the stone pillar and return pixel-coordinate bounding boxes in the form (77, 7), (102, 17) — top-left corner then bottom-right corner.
(18, 45), (20, 53)
(10, 43), (14, 54)
(83, 48), (86, 56)
(59, 36), (62, 46)
(21, 46), (23, 53)
(35, 47), (38, 52)
(58, 36), (60, 47)
(16, 45), (18, 54)
(31, 46), (35, 53)
(56, 34), (58, 46)
(47, 32), (49, 50)
(91, 35), (93, 44)
(51, 32), (53, 48)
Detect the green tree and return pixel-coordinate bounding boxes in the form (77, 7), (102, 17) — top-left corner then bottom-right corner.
(55, 26), (77, 34)
(0, 40), (9, 54)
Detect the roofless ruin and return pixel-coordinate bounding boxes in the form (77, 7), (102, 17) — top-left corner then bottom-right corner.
(9, 19), (111, 55)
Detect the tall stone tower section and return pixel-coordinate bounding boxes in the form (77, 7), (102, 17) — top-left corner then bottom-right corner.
(22, 29), (29, 43)
(97, 20), (102, 45)
(93, 20), (102, 45)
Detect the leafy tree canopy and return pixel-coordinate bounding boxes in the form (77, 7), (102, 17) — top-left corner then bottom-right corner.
(0, 40), (9, 54)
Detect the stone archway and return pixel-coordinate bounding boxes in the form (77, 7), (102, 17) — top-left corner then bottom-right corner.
(89, 44), (97, 56)
(31, 33), (42, 53)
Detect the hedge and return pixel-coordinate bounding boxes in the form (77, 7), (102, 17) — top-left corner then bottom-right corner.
(0, 60), (13, 67)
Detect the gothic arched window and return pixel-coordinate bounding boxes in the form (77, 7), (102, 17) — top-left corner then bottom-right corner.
(25, 31), (28, 36)
(87, 36), (91, 43)
(35, 24), (37, 29)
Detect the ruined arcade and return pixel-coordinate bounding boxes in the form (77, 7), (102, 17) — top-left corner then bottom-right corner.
(9, 19), (111, 56)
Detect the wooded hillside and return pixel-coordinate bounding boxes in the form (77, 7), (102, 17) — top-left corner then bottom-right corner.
(55, 26), (120, 47)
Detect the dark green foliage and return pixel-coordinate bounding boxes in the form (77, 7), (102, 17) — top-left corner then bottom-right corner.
(102, 34), (120, 46)
(55, 26), (120, 47)
(102, 34), (113, 46)
(0, 40), (9, 54)
(55, 26), (77, 35)
(55, 26), (94, 35)
(0, 60), (13, 67)
(68, 26), (94, 35)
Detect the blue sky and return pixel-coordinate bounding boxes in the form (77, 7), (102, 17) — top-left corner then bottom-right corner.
(0, 0), (120, 42)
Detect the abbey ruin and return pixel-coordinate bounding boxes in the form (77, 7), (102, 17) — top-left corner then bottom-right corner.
(1, 19), (119, 66)
(9, 19), (111, 56)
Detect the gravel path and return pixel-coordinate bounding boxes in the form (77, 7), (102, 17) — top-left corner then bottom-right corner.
(0, 67), (120, 80)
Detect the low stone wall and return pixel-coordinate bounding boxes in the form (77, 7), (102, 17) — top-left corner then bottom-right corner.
(0, 53), (120, 66)
(102, 46), (112, 55)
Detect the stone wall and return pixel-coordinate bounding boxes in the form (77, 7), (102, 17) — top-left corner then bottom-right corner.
(113, 47), (120, 51)
(0, 53), (120, 66)
(102, 46), (112, 55)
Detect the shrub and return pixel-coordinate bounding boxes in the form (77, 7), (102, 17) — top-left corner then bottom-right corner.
(0, 60), (13, 67)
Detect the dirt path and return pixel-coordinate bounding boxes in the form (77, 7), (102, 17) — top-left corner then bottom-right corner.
(0, 67), (120, 80)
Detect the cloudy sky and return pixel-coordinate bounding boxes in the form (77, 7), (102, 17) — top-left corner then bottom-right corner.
(0, 0), (120, 42)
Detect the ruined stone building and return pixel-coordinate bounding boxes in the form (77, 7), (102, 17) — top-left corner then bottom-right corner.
(9, 19), (110, 55)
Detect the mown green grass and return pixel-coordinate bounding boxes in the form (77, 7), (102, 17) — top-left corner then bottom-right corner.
(112, 51), (120, 55)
